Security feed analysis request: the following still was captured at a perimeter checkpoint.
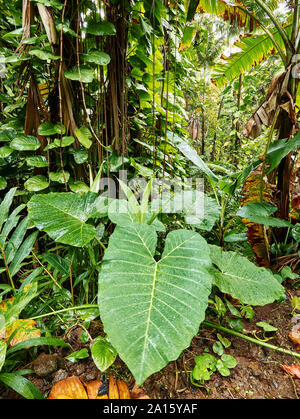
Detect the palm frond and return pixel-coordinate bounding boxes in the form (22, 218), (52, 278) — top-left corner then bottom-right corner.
(187, 0), (257, 31)
(212, 24), (292, 86)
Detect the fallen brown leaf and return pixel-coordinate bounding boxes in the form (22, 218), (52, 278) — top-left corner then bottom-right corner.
(281, 364), (300, 379)
(289, 330), (300, 350)
(48, 376), (88, 399)
(131, 382), (150, 399)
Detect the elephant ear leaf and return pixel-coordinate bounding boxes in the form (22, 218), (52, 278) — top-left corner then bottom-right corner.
(28, 192), (106, 247)
(98, 223), (212, 385)
(209, 245), (284, 306)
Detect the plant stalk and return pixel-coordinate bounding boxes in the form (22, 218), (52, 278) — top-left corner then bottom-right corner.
(30, 304), (98, 320)
(202, 321), (300, 359)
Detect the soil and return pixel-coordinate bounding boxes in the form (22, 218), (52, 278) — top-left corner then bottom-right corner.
(1, 286), (300, 400)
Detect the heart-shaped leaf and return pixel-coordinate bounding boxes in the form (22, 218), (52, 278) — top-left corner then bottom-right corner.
(24, 176), (49, 191)
(81, 50), (110, 66)
(98, 224), (212, 385)
(28, 192), (104, 247)
(85, 21), (116, 36)
(64, 67), (94, 83)
(90, 336), (117, 372)
(10, 136), (40, 151)
(74, 126), (92, 149)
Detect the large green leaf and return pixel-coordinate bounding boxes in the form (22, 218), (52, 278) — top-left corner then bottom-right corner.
(98, 224), (212, 385)
(266, 133), (300, 174)
(236, 202), (291, 228)
(209, 245), (284, 305)
(28, 192), (104, 247)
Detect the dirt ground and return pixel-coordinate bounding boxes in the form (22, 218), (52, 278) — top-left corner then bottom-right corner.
(1, 286), (300, 400)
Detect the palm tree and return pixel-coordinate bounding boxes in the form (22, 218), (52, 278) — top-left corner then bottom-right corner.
(186, 0), (300, 225)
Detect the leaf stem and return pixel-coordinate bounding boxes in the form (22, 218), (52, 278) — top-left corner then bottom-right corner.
(202, 321), (300, 359)
(30, 304), (98, 320)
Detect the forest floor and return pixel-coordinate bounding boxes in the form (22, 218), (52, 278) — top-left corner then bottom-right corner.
(1, 285), (300, 400)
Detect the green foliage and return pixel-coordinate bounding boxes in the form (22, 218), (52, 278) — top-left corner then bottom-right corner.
(99, 224), (212, 385)
(209, 245), (284, 306)
(27, 192), (107, 247)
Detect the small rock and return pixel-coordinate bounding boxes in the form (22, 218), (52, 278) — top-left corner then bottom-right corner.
(33, 353), (65, 377)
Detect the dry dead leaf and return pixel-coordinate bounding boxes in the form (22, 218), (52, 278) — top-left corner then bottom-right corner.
(131, 382), (150, 399)
(117, 380), (131, 399)
(86, 380), (108, 399)
(48, 376), (88, 399)
(48, 375), (131, 399)
(289, 330), (300, 350)
(109, 375), (120, 399)
(281, 364), (300, 379)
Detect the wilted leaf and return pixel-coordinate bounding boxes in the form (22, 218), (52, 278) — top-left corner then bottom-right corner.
(240, 164), (273, 267)
(48, 375), (131, 399)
